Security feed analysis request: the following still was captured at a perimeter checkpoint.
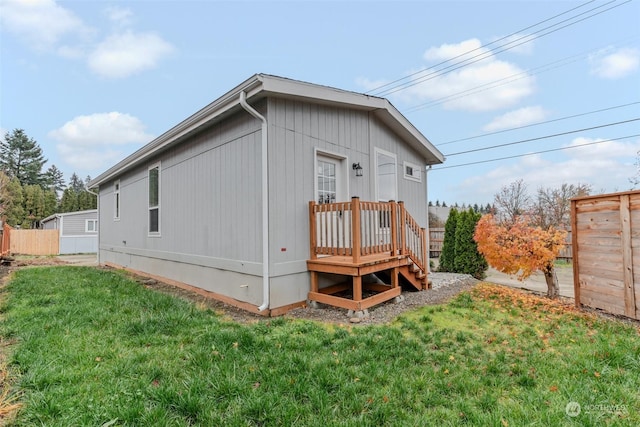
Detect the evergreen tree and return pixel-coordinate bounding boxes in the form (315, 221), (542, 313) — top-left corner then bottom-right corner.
(43, 189), (57, 218)
(22, 184), (46, 228)
(453, 209), (488, 279)
(44, 164), (66, 194)
(0, 129), (47, 186)
(60, 187), (79, 212)
(438, 208), (458, 272)
(473, 203), (479, 212)
(68, 173), (84, 192)
(4, 177), (24, 227)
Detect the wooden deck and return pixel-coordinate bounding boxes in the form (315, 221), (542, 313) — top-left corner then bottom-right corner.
(307, 198), (429, 312)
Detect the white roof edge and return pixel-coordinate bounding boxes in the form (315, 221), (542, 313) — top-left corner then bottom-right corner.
(90, 74), (444, 187)
(41, 209), (97, 223)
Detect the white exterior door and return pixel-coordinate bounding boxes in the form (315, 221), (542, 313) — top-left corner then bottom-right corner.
(315, 153), (348, 250)
(375, 148), (398, 244)
(316, 154), (346, 204)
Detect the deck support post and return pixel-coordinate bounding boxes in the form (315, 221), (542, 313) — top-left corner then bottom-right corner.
(353, 275), (362, 302)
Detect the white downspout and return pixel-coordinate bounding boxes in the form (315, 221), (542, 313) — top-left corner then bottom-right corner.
(239, 91), (270, 312)
(84, 186), (100, 265)
(425, 165), (433, 274)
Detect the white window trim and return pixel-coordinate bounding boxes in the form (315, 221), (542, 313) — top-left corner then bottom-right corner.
(85, 219), (98, 233)
(403, 161), (422, 183)
(114, 180), (120, 221)
(374, 147), (398, 202)
(148, 162), (161, 237)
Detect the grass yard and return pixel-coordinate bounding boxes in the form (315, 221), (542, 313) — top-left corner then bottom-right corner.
(1, 266), (639, 426)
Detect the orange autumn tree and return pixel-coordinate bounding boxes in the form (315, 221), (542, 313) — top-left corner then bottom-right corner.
(474, 214), (567, 298)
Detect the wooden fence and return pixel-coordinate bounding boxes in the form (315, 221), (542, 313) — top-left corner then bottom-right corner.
(10, 229), (59, 256)
(429, 227), (573, 260)
(0, 223), (11, 257)
(571, 190), (639, 320)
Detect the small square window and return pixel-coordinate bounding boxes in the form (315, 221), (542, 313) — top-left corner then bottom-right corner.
(86, 219), (98, 233)
(403, 161), (422, 182)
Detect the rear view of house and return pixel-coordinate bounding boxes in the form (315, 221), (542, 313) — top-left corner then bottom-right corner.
(89, 74), (444, 315)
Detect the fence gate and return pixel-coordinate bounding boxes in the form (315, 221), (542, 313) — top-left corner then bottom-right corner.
(571, 190), (639, 320)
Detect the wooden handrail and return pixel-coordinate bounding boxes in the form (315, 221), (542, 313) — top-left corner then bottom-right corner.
(308, 199), (427, 273)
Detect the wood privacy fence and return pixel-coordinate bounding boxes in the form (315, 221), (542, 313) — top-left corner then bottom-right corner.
(0, 223), (11, 257)
(429, 227), (573, 261)
(571, 191), (639, 320)
(10, 229), (59, 256)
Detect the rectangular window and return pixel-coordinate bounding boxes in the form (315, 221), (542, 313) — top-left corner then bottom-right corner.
(114, 180), (120, 220)
(403, 161), (422, 182)
(85, 219), (98, 233)
(317, 160), (336, 204)
(148, 164), (160, 235)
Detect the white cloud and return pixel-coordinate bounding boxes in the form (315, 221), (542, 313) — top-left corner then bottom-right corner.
(483, 106), (549, 132)
(393, 38), (535, 112)
(455, 136), (640, 202)
(0, 1), (174, 79)
(0, 0), (90, 51)
(590, 47), (640, 79)
(49, 112), (153, 171)
(87, 31), (174, 79)
(105, 6), (134, 28)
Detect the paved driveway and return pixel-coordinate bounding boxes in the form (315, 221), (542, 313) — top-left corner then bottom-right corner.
(484, 265), (574, 298)
(56, 254), (98, 266)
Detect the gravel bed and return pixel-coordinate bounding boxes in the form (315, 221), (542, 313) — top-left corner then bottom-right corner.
(284, 272), (479, 325)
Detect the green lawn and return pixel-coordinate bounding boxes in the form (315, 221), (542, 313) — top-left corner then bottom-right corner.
(1, 266), (638, 426)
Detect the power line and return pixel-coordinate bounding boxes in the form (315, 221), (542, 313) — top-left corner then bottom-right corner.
(432, 134), (640, 170)
(436, 102), (640, 146)
(366, 0), (598, 95)
(445, 118), (640, 156)
(371, 0), (628, 97)
(405, 39), (640, 115)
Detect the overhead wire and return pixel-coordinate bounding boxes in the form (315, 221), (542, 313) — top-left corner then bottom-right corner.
(444, 118), (640, 156)
(370, 0), (629, 97)
(365, 0), (598, 95)
(432, 134), (640, 170)
(405, 38), (640, 115)
(436, 101), (640, 146)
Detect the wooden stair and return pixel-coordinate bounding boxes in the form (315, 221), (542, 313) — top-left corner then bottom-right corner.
(307, 198), (430, 312)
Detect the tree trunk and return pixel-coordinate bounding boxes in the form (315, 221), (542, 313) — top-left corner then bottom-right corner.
(543, 264), (559, 299)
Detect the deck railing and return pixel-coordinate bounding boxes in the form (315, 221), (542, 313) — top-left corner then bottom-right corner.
(309, 197), (427, 273)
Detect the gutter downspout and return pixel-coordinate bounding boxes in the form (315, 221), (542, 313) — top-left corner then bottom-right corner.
(84, 186), (100, 265)
(425, 165), (433, 274)
(239, 91), (270, 312)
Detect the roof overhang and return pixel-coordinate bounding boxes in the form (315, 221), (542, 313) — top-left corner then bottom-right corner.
(90, 74), (444, 188)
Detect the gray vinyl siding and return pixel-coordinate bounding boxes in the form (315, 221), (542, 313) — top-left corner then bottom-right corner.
(98, 107), (263, 267)
(266, 98), (428, 274)
(368, 119), (428, 224)
(97, 94), (430, 311)
(60, 211), (97, 236)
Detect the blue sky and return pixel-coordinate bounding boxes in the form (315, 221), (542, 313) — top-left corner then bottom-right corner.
(1, 0), (639, 205)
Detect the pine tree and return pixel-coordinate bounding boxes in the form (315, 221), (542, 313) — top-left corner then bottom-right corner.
(453, 209), (488, 279)
(44, 164), (66, 194)
(68, 173), (84, 192)
(4, 177), (24, 227)
(438, 208), (458, 272)
(0, 129), (47, 186)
